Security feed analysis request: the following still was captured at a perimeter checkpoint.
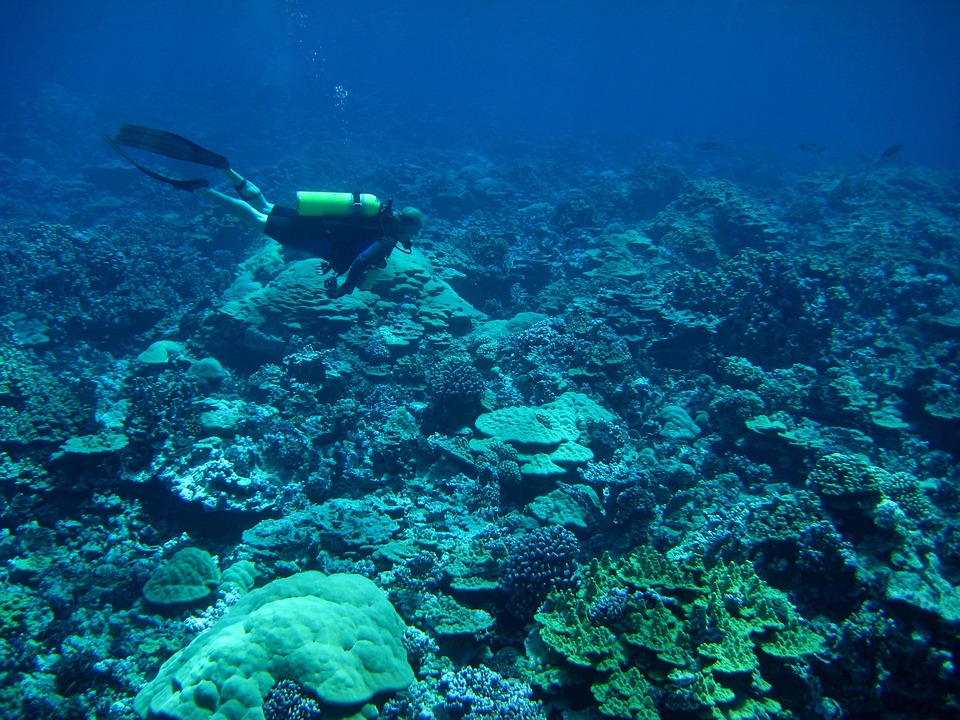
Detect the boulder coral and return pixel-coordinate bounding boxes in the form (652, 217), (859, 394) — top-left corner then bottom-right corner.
(135, 572), (413, 720)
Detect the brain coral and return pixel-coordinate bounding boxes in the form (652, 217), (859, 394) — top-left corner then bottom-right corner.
(134, 572), (413, 720)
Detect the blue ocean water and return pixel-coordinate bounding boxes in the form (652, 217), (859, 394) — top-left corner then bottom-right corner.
(2, 1), (959, 167)
(1, 2), (959, 719)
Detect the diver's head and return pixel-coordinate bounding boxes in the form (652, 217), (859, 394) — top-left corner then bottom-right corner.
(394, 206), (423, 250)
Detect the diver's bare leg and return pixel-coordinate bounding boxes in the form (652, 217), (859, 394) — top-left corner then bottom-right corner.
(194, 187), (268, 232)
(219, 168), (273, 213)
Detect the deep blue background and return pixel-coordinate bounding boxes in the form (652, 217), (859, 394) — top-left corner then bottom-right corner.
(1, 0), (959, 169)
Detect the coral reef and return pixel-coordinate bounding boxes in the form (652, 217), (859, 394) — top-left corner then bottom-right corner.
(2, 124), (960, 720)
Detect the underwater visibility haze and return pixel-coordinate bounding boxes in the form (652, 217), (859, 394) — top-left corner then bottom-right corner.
(1, 1), (960, 719)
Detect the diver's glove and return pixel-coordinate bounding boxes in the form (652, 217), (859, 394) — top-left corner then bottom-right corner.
(324, 275), (346, 299)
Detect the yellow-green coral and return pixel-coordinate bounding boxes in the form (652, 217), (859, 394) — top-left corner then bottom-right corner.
(623, 601), (681, 657)
(529, 548), (824, 720)
(535, 588), (623, 669)
(698, 618), (760, 674)
(614, 546), (695, 593)
(761, 625), (825, 658)
(593, 667), (658, 720)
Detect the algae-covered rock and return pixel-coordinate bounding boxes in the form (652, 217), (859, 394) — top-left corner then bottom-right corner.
(885, 567), (960, 626)
(220, 560), (258, 594)
(415, 593), (495, 637)
(200, 404), (240, 438)
(806, 453), (887, 511)
(188, 357), (227, 382)
(138, 340), (185, 365)
(656, 404), (701, 441)
(528, 485), (602, 530)
(143, 548), (221, 607)
(54, 432), (129, 458)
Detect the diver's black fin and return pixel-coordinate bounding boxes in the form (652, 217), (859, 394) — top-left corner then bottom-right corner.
(111, 125), (230, 169)
(102, 134), (209, 191)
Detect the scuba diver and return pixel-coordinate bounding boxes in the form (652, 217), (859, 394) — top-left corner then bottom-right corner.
(103, 125), (423, 298)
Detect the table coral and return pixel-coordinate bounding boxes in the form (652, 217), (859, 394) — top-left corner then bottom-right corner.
(473, 391), (615, 479)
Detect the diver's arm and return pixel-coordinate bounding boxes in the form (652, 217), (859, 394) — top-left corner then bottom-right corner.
(325, 239), (393, 298)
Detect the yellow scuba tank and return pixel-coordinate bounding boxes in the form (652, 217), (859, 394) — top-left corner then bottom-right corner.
(296, 191), (381, 217)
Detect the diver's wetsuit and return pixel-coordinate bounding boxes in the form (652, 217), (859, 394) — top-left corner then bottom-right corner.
(264, 205), (399, 296)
